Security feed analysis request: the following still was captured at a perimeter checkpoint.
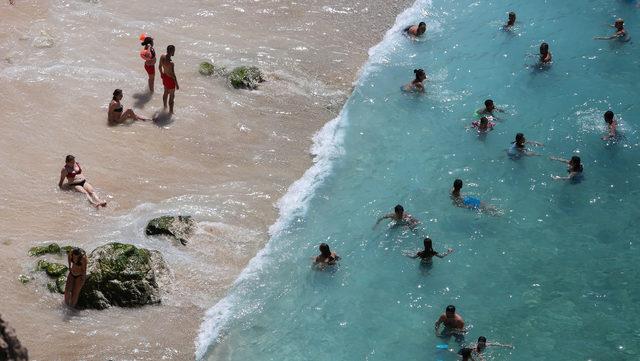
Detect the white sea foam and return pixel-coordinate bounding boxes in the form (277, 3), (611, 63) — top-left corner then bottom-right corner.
(194, 0), (433, 359)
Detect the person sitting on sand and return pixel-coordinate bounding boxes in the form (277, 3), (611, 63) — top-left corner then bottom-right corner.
(407, 238), (454, 262)
(602, 110), (618, 140)
(435, 305), (466, 343)
(539, 42), (552, 64)
(503, 12), (516, 30)
(476, 99), (504, 117)
(108, 89), (148, 125)
(58, 155), (107, 208)
(507, 133), (543, 157)
(549, 155), (583, 182)
(470, 336), (514, 358)
(404, 22), (427, 37)
(458, 348), (476, 361)
(594, 18), (629, 41)
(64, 247), (88, 308)
(470, 116), (495, 133)
(314, 243), (340, 267)
(374, 204), (420, 229)
(403, 69), (427, 92)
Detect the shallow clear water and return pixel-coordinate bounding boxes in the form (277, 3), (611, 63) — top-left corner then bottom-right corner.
(199, 0), (640, 360)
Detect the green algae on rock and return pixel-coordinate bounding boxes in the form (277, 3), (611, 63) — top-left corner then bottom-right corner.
(36, 260), (68, 278)
(145, 215), (195, 245)
(17, 275), (31, 284)
(47, 275), (67, 294)
(199, 61), (215, 76)
(28, 243), (61, 256)
(228, 66), (264, 89)
(76, 243), (168, 310)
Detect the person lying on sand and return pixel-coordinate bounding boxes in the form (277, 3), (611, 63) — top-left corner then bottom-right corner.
(58, 155), (107, 208)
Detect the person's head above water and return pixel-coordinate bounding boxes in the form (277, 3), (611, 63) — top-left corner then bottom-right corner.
(484, 99), (495, 111)
(417, 22), (427, 35)
(112, 88), (123, 101)
(458, 348), (473, 358)
(604, 110), (614, 124)
(477, 336), (487, 351)
(540, 42), (549, 55)
(479, 117), (489, 127)
(615, 18), (624, 30)
(414, 68), (426, 81)
(514, 132), (525, 146)
(507, 12), (516, 26)
(453, 179), (463, 192)
(569, 156), (582, 172)
(394, 204), (404, 216)
(319, 243), (331, 256)
(141, 36), (154, 47)
(65, 154), (75, 165)
(423, 238), (434, 252)
(446, 304), (456, 316)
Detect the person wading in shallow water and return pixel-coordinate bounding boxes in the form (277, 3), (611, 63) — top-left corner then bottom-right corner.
(58, 155), (107, 208)
(64, 247), (88, 308)
(435, 304), (466, 343)
(159, 45), (179, 114)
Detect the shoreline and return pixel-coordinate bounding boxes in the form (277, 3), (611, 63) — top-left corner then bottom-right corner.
(0, 0), (413, 359)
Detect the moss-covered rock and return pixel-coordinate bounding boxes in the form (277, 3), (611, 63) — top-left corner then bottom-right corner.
(145, 216), (195, 246)
(29, 243), (61, 256)
(47, 275), (66, 294)
(199, 61), (215, 76)
(36, 260), (68, 277)
(17, 275), (31, 284)
(228, 66), (264, 89)
(76, 243), (168, 310)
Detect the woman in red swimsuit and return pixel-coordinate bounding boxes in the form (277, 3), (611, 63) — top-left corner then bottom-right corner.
(57, 155), (107, 208)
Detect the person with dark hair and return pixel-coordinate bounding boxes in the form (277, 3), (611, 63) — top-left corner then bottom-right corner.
(159, 44), (179, 114)
(503, 12), (516, 29)
(58, 155), (107, 208)
(470, 336), (514, 358)
(139, 36), (157, 92)
(314, 243), (340, 267)
(476, 99), (504, 117)
(64, 247), (88, 308)
(550, 155), (583, 181)
(435, 305), (466, 342)
(407, 238), (454, 261)
(507, 132), (543, 157)
(374, 204), (420, 229)
(470, 116), (495, 133)
(403, 68), (427, 92)
(404, 21), (427, 37)
(450, 179), (501, 215)
(594, 18), (629, 41)
(108, 89), (148, 124)
(539, 42), (552, 64)
(602, 110), (618, 140)
(457, 347), (476, 361)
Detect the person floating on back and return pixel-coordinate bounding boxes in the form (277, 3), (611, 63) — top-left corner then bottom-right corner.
(159, 45), (179, 114)
(139, 35), (157, 93)
(503, 12), (516, 30)
(314, 243), (340, 268)
(594, 18), (629, 41)
(404, 22), (427, 37)
(403, 68), (427, 92)
(58, 155), (107, 208)
(64, 247), (88, 308)
(374, 204), (420, 229)
(435, 304), (466, 343)
(539, 42), (552, 64)
(602, 110), (618, 140)
(407, 238), (454, 262)
(549, 155), (583, 182)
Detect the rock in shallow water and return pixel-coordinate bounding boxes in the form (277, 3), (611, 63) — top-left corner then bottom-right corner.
(0, 314), (29, 361)
(28, 243), (61, 256)
(199, 61), (215, 76)
(36, 260), (68, 278)
(228, 66), (264, 89)
(76, 243), (168, 310)
(145, 215), (195, 245)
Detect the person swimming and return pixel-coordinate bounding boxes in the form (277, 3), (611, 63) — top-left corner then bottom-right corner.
(470, 116), (495, 133)
(140, 36), (157, 92)
(450, 179), (502, 215)
(404, 22), (427, 37)
(550, 155), (583, 182)
(503, 12), (516, 29)
(476, 99), (504, 117)
(602, 110), (618, 140)
(58, 155), (107, 208)
(407, 238), (454, 262)
(108, 89), (149, 125)
(374, 204), (420, 229)
(435, 305), (466, 343)
(458, 348), (476, 361)
(539, 42), (552, 64)
(314, 243), (340, 267)
(507, 132), (543, 157)
(403, 69), (427, 92)
(594, 18), (629, 41)
(470, 336), (514, 358)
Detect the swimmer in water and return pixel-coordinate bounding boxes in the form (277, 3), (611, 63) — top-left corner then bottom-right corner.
(58, 155), (107, 208)
(374, 204), (420, 229)
(594, 18), (629, 41)
(470, 336), (514, 358)
(503, 12), (516, 30)
(602, 110), (618, 140)
(469, 117), (495, 133)
(159, 45), (179, 114)
(407, 238), (454, 262)
(140, 36), (157, 92)
(508, 132), (543, 157)
(404, 22), (427, 37)
(476, 99), (504, 117)
(458, 348), (476, 361)
(435, 305), (466, 343)
(64, 247), (88, 308)
(539, 42), (552, 64)
(549, 155), (583, 181)
(314, 243), (340, 267)
(403, 69), (427, 92)
(108, 89), (149, 125)
(450, 179), (501, 215)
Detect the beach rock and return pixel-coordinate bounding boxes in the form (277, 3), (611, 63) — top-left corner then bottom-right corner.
(36, 260), (68, 278)
(0, 314), (29, 361)
(145, 216), (195, 245)
(76, 243), (167, 310)
(228, 66), (264, 89)
(199, 61), (215, 76)
(17, 275), (31, 285)
(28, 243), (61, 256)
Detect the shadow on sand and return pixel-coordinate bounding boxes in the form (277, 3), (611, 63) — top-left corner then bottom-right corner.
(132, 92), (154, 109)
(152, 110), (173, 127)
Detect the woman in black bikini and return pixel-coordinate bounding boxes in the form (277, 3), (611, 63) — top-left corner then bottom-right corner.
(58, 155), (107, 208)
(64, 247), (88, 308)
(408, 238), (454, 262)
(107, 89), (148, 125)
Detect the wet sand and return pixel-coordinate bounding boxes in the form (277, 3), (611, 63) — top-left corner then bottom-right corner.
(0, 0), (411, 359)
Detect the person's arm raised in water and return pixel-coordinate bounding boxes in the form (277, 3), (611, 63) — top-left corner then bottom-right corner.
(435, 248), (454, 258)
(373, 213), (394, 228)
(434, 314), (445, 333)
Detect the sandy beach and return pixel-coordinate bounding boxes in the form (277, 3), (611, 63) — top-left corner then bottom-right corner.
(0, 0), (410, 359)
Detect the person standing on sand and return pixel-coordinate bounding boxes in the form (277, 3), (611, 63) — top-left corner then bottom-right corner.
(58, 155), (107, 208)
(140, 36), (157, 92)
(64, 247), (88, 308)
(159, 45), (179, 114)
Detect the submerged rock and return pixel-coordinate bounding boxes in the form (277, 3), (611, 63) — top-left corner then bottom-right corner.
(199, 61), (215, 76)
(145, 216), (195, 245)
(0, 314), (29, 361)
(28, 243), (61, 256)
(228, 66), (264, 89)
(17, 275), (31, 284)
(46, 275), (66, 294)
(36, 260), (68, 278)
(77, 243), (168, 310)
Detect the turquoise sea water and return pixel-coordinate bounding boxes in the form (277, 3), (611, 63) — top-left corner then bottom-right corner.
(198, 1), (640, 360)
